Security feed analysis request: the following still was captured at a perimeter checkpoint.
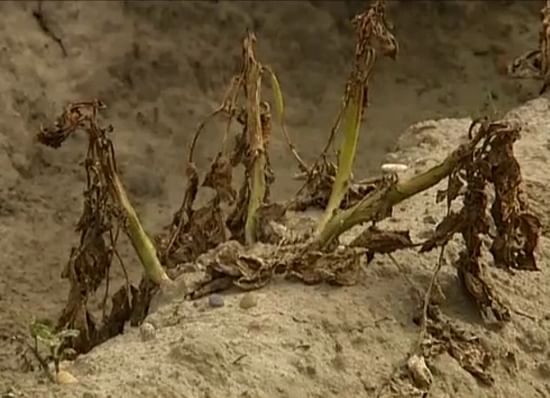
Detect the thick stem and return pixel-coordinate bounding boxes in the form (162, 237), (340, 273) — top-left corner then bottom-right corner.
(315, 88), (364, 236)
(314, 144), (471, 248)
(245, 150), (266, 244)
(111, 173), (172, 286)
(243, 34), (266, 245)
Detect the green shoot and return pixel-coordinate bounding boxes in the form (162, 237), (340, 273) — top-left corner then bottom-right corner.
(111, 173), (172, 286)
(315, 88), (364, 235)
(314, 0), (398, 238)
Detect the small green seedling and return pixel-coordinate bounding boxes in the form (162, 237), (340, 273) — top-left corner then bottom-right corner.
(29, 319), (80, 376)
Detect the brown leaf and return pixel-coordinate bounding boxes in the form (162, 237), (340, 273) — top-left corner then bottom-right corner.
(226, 182), (249, 242)
(350, 226), (413, 259)
(171, 199), (228, 264)
(426, 318), (495, 386)
(202, 153), (237, 204)
(287, 249), (363, 286)
(290, 158), (378, 212)
(484, 122), (541, 271)
(420, 211), (465, 253)
(458, 258), (511, 324)
(186, 241), (276, 297)
(256, 202), (287, 244)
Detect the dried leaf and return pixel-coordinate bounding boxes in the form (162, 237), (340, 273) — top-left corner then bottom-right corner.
(420, 211), (464, 253)
(351, 226), (413, 261)
(485, 126), (541, 271)
(202, 153), (237, 204)
(287, 249), (363, 286)
(255, 202), (287, 244)
(426, 317), (495, 386)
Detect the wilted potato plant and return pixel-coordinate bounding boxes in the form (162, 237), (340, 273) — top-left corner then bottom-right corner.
(34, 0), (541, 391)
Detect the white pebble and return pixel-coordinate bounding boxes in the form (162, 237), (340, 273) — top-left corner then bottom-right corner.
(139, 322), (156, 342)
(381, 163), (409, 174)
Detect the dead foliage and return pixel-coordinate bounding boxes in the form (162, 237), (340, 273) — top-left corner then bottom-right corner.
(37, 101), (136, 353)
(183, 116), (540, 398)
(422, 118), (541, 324)
(183, 17), (540, 312)
(350, 226), (414, 262)
(506, 0), (550, 95)
(157, 28), (305, 271)
(186, 240), (369, 299)
(378, 311), (495, 397)
(370, 117), (541, 396)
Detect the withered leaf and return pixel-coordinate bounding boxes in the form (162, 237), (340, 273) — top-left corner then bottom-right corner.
(458, 261), (511, 324)
(350, 226), (413, 255)
(420, 211), (465, 253)
(202, 153), (237, 204)
(436, 171), (464, 205)
(175, 200), (227, 262)
(256, 202), (287, 244)
(426, 318), (495, 386)
(287, 249), (363, 286)
(490, 213), (541, 271)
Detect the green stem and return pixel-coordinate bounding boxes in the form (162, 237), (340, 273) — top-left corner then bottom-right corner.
(315, 89), (364, 236)
(111, 173), (172, 286)
(314, 145), (470, 248)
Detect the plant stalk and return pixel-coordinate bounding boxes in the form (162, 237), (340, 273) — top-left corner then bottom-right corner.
(111, 172), (172, 286)
(315, 87), (364, 236)
(314, 142), (475, 248)
(244, 49), (266, 245)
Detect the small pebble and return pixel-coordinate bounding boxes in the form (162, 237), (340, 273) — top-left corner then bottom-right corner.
(239, 293), (258, 310)
(407, 354), (432, 389)
(56, 369), (78, 385)
(139, 322), (156, 341)
(209, 293), (225, 308)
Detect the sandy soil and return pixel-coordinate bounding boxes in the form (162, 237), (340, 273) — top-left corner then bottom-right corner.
(1, 0), (549, 397)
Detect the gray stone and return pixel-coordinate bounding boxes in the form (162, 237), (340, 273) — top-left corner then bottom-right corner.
(208, 294), (225, 308)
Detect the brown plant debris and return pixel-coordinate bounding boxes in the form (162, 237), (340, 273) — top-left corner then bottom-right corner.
(289, 158), (382, 212)
(186, 240), (368, 299)
(377, 118), (539, 396)
(37, 100), (135, 353)
(187, 114), (540, 304)
(421, 118), (541, 324)
(506, 0), (550, 95)
(378, 310), (495, 398)
(38, 100), (173, 351)
(160, 28), (303, 262)
(350, 226), (414, 263)
(424, 312), (495, 386)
